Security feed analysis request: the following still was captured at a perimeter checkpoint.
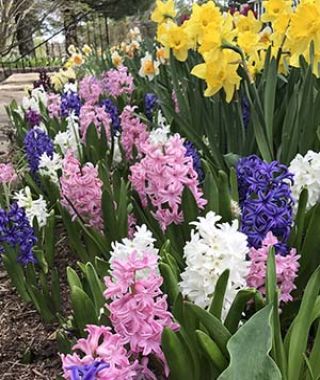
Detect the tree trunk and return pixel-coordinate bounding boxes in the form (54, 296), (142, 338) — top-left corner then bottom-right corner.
(63, 7), (78, 52)
(16, 14), (35, 56)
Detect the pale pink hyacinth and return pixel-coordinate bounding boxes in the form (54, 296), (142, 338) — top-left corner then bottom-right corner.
(79, 103), (112, 142)
(120, 105), (149, 160)
(60, 151), (103, 230)
(102, 66), (134, 98)
(79, 75), (103, 105)
(247, 232), (300, 303)
(0, 163), (17, 184)
(172, 90), (180, 113)
(47, 93), (61, 119)
(61, 324), (138, 380)
(104, 250), (179, 377)
(130, 134), (207, 230)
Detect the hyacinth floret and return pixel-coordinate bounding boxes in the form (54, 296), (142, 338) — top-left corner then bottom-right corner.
(237, 155), (294, 250)
(79, 103), (112, 142)
(0, 202), (37, 265)
(25, 109), (41, 128)
(24, 127), (54, 174)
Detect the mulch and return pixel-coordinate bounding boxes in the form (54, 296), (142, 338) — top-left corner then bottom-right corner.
(0, 231), (76, 380)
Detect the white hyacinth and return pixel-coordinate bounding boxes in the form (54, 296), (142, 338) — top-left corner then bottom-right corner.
(39, 152), (63, 184)
(289, 150), (320, 211)
(110, 225), (158, 279)
(54, 112), (81, 157)
(21, 87), (48, 112)
(179, 211), (249, 315)
(64, 82), (78, 93)
(14, 186), (49, 228)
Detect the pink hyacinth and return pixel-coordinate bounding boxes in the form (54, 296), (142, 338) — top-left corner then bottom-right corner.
(120, 105), (149, 160)
(79, 103), (112, 142)
(61, 324), (138, 380)
(60, 151), (103, 230)
(0, 163), (17, 184)
(104, 250), (179, 375)
(247, 232), (300, 303)
(102, 66), (134, 98)
(47, 93), (61, 119)
(129, 134), (207, 230)
(79, 75), (103, 105)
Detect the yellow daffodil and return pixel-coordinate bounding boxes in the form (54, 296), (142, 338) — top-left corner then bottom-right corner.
(238, 30), (262, 58)
(261, 0), (292, 23)
(191, 49), (241, 102)
(67, 44), (77, 55)
(157, 20), (193, 62)
(151, 0), (176, 24)
(286, 1), (320, 68)
(184, 1), (221, 43)
(139, 52), (160, 81)
(234, 10), (262, 34)
(111, 51), (123, 67)
(82, 44), (92, 55)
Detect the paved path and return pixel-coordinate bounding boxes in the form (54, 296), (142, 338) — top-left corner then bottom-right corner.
(0, 73), (39, 157)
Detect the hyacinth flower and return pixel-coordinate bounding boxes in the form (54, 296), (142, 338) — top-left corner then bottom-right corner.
(183, 140), (204, 182)
(25, 108), (41, 128)
(247, 232), (300, 303)
(61, 325), (138, 380)
(101, 99), (121, 135)
(79, 75), (103, 105)
(104, 226), (179, 376)
(144, 93), (159, 121)
(0, 202), (37, 265)
(24, 127), (54, 175)
(60, 151), (103, 230)
(0, 163), (18, 185)
(60, 90), (81, 117)
(237, 155), (294, 251)
(130, 133), (207, 230)
(79, 103), (112, 142)
(102, 66), (135, 98)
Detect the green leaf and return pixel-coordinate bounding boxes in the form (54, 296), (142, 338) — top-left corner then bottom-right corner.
(71, 286), (98, 335)
(218, 305), (282, 380)
(84, 262), (106, 314)
(209, 270), (229, 320)
(217, 171), (233, 222)
(162, 328), (195, 380)
(287, 267), (320, 380)
(196, 330), (228, 372)
(224, 289), (257, 334)
(182, 187), (199, 225)
(159, 262), (180, 306)
(185, 302), (231, 357)
(44, 210), (55, 268)
(67, 267), (83, 290)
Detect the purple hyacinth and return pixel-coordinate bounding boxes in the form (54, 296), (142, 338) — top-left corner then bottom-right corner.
(144, 93), (158, 121)
(101, 98), (121, 133)
(0, 203), (37, 265)
(237, 155), (294, 254)
(66, 361), (109, 380)
(25, 109), (41, 128)
(184, 141), (204, 182)
(24, 127), (54, 174)
(33, 70), (52, 92)
(60, 91), (81, 117)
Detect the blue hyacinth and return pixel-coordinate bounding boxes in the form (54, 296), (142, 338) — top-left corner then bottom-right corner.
(67, 361), (109, 380)
(60, 91), (81, 117)
(242, 96), (250, 129)
(184, 141), (204, 182)
(0, 203), (37, 265)
(237, 155), (294, 254)
(101, 98), (121, 134)
(24, 127), (54, 174)
(144, 93), (158, 121)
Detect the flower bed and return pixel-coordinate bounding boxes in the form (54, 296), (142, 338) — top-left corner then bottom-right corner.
(2, 1), (320, 379)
